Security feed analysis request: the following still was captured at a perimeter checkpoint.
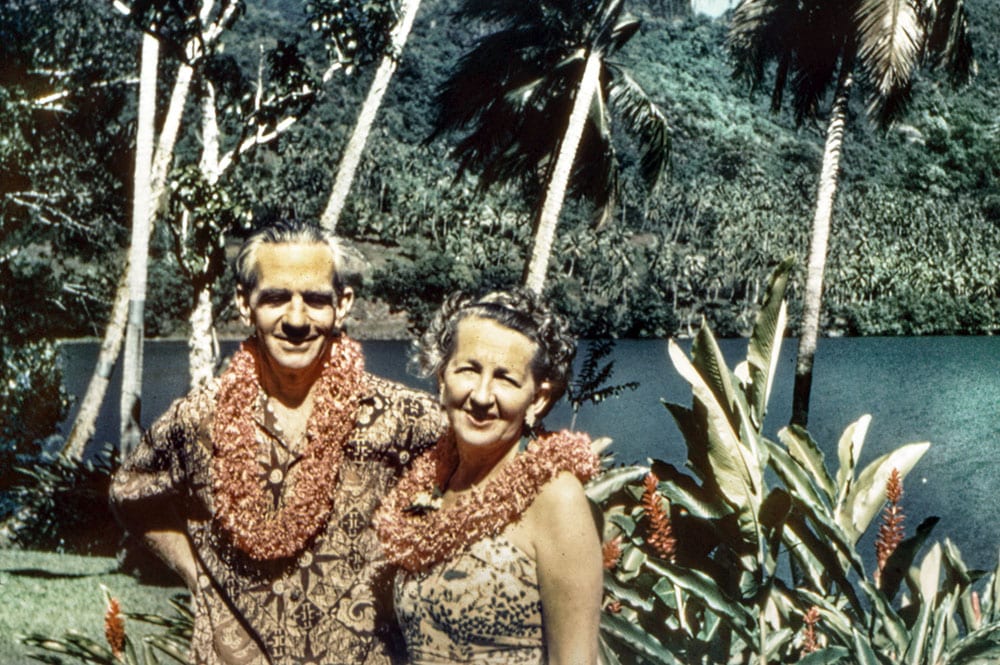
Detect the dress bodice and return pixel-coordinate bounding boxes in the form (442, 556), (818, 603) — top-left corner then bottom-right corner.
(394, 536), (544, 664)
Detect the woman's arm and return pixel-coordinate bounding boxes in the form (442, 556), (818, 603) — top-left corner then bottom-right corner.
(531, 471), (603, 665)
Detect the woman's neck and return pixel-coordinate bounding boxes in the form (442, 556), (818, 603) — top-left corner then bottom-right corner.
(447, 438), (520, 492)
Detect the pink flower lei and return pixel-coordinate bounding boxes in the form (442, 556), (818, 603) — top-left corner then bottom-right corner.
(375, 429), (601, 573)
(211, 335), (366, 560)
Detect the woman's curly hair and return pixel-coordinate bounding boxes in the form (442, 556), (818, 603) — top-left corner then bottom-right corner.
(412, 289), (576, 417)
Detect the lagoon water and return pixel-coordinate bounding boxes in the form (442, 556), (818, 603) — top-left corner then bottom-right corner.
(60, 336), (1000, 572)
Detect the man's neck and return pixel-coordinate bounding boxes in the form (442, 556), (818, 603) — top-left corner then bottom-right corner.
(257, 348), (328, 408)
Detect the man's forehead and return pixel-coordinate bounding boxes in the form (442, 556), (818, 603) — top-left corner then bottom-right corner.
(254, 242), (338, 281)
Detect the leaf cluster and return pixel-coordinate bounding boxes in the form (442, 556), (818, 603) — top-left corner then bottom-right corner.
(591, 260), (1000, 663)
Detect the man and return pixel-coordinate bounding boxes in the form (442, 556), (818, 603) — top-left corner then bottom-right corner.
(111, 220), (443, 665)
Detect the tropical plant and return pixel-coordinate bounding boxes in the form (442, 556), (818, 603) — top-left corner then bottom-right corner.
(587, 258), (1000, 663)
(429, 0), (670, 293)
(728, 0), (976, 426)
(22, 588), (192, 664)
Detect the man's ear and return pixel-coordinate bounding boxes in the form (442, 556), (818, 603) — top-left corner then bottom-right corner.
(334, 286), (355, 329)
(526, 381), (553, 427)
(236, 286), (252, 327)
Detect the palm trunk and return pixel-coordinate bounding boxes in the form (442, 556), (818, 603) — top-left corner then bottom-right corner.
(59, 271), (129, 459)
(188, 81), (221, 389)
(790, 49), (855, 427)
(523, 51), (601, 294)
(120, 32), (160, 455)
(61, 57), (196, 459)
(320, 0), (421, 232)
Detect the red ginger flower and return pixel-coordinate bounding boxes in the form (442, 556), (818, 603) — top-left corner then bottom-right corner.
(875, 468), (906, 585)
(602, 536), (622, 570)
(801, 605), (821, 655)
(104, 597), (125, 660)
(641, 473), (676, 562)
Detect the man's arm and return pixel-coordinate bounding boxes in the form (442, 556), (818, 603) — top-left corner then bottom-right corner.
(110, 396), (202, 590)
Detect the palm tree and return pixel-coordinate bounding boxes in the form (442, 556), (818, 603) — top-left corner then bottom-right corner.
(729, 0), (974, 426)
(320, 0), (422, 231)
(430, 0), (670, 293)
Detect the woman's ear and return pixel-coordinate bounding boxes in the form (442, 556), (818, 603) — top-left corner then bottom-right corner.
(526, 381), (553, 427)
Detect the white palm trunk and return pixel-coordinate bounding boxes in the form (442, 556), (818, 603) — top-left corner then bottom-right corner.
(320, 0), (422, 231)
(119, 32), (159, 455)
(791, 56), (854, 427)
(68, 0), (226, 459)
(523, 51), (602, 294)
(188, 81), (222, 389)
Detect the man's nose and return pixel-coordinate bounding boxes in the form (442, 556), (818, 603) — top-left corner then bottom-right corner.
(284, 297), (308, 327)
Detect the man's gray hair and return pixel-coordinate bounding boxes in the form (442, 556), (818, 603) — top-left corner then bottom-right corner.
(234, 220), (347, 294)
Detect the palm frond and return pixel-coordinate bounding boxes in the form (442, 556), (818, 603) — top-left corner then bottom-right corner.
(923, 0), (975, 85)
(856, 0), (923, 125)
(451, 0), (545, 26)
(607, 69), (670, 190)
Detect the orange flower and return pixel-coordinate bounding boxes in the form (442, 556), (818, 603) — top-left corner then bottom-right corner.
(602, 536), (622, 570)
(801, 605), (820, 655)
(104, 597), (125, 660)
(875, 468), (905, 585)
(641, 473), (676, 562)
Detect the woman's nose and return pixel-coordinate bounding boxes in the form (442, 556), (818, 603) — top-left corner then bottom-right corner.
(469, 377), (492, 408)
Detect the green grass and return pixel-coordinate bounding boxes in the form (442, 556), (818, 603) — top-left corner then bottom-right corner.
(0, 549), (185, 664)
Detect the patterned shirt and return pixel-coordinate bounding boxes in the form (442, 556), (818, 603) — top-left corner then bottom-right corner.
(111, 371), (443, 665)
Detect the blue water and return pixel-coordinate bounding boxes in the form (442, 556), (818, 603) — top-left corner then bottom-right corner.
(59, 336), (1000, 572)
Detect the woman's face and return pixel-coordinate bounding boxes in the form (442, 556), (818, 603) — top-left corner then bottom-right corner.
(440, 316), (551, 452)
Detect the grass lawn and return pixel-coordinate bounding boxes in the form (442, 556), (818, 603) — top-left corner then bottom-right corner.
(0, 549), (185, 664)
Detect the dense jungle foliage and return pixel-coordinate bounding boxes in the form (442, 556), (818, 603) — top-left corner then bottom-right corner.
(2, 0), (998, 346)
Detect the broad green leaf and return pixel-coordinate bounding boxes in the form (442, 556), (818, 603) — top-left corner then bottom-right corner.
(668, 339), (762, 534)
(943, 621), (1000, 664)
(796, 646), (851, 664)
(650, 460), (732, 520)
(853, 628), (880, 665)
(605, 575), (656, 613)
(644, 559), (756, 644)
(919, 543), (944, 604)
(691, 323), (743, 433)
(763, 626), (793, 660)
(905, 595), (933, 665)
(928, 591), (959, 665)
(600, 613), (684, 665)
(860, 580), (910, 655)
(587, 465), (649, 503)
(745, 257), (793, 426)
(764, 438), (832, 514)
(779, 424), (836, 502)
(835, 415), (871, 515)
(844, 441), (930, 542)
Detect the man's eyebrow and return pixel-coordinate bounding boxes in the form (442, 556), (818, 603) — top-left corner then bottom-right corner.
(256, 288), (291, 299)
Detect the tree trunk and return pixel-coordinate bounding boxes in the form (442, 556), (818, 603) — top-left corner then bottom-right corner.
(59, 271), (129, 460)
(188, 81), (221, 389)
(120, 32), (160, 456)
(790, 50), (855, 427)
(523, 51), (602, 294)
(64, 58), (196, 459)
(320, 0), (422, 232)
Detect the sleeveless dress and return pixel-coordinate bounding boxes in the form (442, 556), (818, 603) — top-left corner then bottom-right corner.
(394, 535), (544, 664)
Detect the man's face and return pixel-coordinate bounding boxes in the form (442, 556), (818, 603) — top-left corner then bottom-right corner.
(237, 242), (354, 376)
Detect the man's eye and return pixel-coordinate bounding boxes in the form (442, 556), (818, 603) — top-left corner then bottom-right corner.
(304, 295), (333, 307)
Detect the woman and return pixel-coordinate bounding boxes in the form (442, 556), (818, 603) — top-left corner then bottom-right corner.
(374, 289), (603, 664)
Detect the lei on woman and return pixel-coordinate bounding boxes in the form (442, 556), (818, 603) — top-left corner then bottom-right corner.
(211, 335), (366, 560)
(375, 429), (601, 573)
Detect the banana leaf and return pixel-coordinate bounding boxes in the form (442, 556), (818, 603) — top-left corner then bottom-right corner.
(744, 256), (793, 428)
(779, 425), (836, 504)
(842, 440), (930, 543)
(587, 465), (650, 503)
